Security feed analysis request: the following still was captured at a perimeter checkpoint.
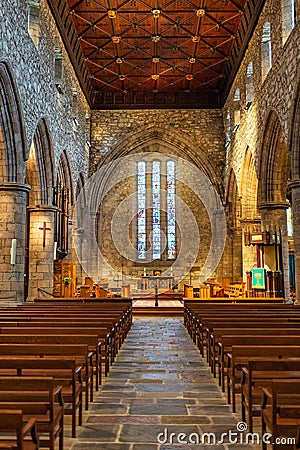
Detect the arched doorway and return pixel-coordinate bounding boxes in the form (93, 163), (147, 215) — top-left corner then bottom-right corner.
(258, 110), (291, 300)
(0, 61), (28, 303)
(25, 118), (55, 300)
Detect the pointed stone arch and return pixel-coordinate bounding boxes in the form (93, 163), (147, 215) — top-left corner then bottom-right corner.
(0, 60), (27, 183)
(290, 80), (300, 180)
(258, 110), (290, 205)
(288, 77), (300, 301)
(258, 109), (290, 301)
(26, 118), (54, 206)
(226, 168), (240, 229)
(241, 146), (259, 220)
(225, 168), (243, 281)
(97, 124), (224, 201)
(55, 150), (74, 259)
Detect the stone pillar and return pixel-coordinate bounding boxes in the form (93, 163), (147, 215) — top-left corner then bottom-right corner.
(289, 180), (300, 302)
(0, 182), (30, 304)
(27, 205), (58, 301)
(258, 202), (290, 301)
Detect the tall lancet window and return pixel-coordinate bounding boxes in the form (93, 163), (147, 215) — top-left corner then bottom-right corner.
(287, 206), (293, 237)
(137, 161), (146, 259)
(152, 161), (161, 259)
(136, 158), (176, 261)
(282, 0), (296, 44)
(167, 161), (176, 259)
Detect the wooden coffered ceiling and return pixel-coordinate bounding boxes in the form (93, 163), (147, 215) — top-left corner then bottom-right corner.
(48, 0), (264, 109)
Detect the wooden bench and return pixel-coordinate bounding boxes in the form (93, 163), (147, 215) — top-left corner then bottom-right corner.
(217, 335), (300, 412)
(0, 343), (93, 411)
(200, 318), (296, 360)
(0, 409), (39, 450)
(261, 379), (300, 449)
(208, 326), (300, 383)
(0, 358), (82, 438)
(0, 377), (63, 450)
(0, 329), (104, 390)
(226, 346), (300, 415)
(241, 359), (300, 432)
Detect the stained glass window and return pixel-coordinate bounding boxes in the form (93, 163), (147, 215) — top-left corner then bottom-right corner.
(137, 161), (146, 259)
(152, 161), (161, 259)
(287, 206), (293, 237)
(137, 159), (176, 261)
(167, 161), (176, 259)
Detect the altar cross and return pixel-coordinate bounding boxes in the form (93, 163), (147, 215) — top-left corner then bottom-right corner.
(39, 222), (51, 247)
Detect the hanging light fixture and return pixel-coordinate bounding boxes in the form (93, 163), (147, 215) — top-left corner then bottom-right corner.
(152, 8), (161, 18)
(151, 34), (161, 42)
(112, 36), (121, 43)
(196, 9), (205, 16)
(107, 9), (116, 19)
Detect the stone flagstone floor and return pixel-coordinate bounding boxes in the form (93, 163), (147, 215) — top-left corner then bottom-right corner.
(68, 317), (260, 450)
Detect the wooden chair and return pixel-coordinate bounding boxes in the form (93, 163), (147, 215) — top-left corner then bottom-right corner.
(241, 359), (300, 432)
(0, 409), (39, 450)
(0, 377), (63, 450)
(261, 379), (300, 449)
(0, 358), (82, 438)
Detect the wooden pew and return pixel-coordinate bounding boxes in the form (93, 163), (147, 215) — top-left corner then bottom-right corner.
(241, 359), (300, 432)
(261, 379), (300, 449)
(0, 377), (64, 450)
(14, 321), (114, 369)
(0, 329), (105, 389)
(217, 335), (300, 412)
(0, 358), (82, 438)
(226, 346), (300, 415)
(208, 327), (300, 382)
(0, 409), (39, 450)
(0, 343), (93, 411)
(198, 318), (296, 359)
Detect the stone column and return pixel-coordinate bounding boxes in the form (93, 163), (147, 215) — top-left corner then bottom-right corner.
(26, 205), (58, 301)
(258, 202), (290, 301)
(0, 182), (30, 304)
(289, 180), (300, 302)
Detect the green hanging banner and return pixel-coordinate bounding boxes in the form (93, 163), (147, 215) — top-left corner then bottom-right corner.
(251, 268), (266, 289)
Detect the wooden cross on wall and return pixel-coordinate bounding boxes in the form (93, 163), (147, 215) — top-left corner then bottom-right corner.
(39, 222), (51, 247)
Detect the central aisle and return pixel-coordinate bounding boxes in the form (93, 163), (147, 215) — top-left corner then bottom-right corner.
(71, 317), (254, 450)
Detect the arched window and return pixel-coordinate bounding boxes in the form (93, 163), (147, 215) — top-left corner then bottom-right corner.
(137, 161), (147, 259)
(72, 86), (78, 133)
(261, 22), (272, 81)
(27, 0), (40, 48)
(233, 88), (240, 132)
(137, 159), (176, 261)
(282, 0), (296, 44)
(166, 161), (176, 259)
(287, 205), (293, 237)
(245, 62), (254, 108)
(54, 45), (63, 93)
(225, 110), (231, 146)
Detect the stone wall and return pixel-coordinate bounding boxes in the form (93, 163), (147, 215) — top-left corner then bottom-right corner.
(223, 0), (300, 197)
(90, 109), (231, 286)
(0, 0), (90, 182)
(222, 0), (300, 292)
(0, 0), (90, 302)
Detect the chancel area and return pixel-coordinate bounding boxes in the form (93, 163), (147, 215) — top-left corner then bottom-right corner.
(2, 0), (300, 448)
